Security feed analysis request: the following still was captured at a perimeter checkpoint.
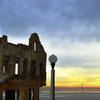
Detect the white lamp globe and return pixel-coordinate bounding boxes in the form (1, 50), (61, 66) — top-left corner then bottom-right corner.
(49, 55), (57, 63)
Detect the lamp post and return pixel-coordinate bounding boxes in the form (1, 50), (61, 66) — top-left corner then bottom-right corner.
(49, 55), (57, 100)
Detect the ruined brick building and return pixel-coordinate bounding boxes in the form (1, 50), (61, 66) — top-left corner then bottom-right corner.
(0, 33), (47, 100)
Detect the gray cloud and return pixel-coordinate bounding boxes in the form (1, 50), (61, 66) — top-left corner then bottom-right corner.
(0, 0), (100, 41)
(57, 56), (100, 68)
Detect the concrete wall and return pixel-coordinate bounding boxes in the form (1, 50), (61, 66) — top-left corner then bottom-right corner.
(0, 33), (46, 81)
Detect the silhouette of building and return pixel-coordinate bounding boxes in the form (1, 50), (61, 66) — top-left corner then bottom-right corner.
(0, 33), (47, 100)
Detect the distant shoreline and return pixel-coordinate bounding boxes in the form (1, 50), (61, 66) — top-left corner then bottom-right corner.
(41, 86), (100, 91)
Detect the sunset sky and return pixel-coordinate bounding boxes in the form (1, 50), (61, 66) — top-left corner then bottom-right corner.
(0, 0), (100, 87)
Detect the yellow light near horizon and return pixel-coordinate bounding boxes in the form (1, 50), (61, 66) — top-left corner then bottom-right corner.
(46, 65), (100, 87)
(56, 70), (69, 77)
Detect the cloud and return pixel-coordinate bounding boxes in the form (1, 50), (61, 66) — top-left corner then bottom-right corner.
(0, 0), (100, 41)
(1, 0), (100, 87)
(42, 37), (100, 67)
(8, 35), (100, 68)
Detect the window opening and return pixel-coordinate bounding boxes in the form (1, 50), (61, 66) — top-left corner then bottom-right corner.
(15, 58), (19, 75)
(29, 88), (34, 100)
(5, 90), (15, 100)
(33, 42), (37, 51)
(31, 89), (34, 100)
(3, 66), (6, 73)
(3, 56), (9, 73)
(3, 90), (6, 100)
(4, 56), (9, 62)
(15, 90), (19, 100)
(15, 64), (18, 75)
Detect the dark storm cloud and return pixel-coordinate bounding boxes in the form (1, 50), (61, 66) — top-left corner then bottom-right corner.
(0, 0), (100, 41)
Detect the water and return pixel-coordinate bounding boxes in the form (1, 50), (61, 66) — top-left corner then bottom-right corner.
(40, 91), (100, 100)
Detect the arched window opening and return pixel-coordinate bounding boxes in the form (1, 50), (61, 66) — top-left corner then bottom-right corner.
(33, 42), (37, 52)
(15, 58), (19, 75)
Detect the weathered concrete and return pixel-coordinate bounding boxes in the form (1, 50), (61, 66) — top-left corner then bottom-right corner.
(0, 33), (47, 100)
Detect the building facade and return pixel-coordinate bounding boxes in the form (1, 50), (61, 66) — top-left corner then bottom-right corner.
(0, 33), (47, 100)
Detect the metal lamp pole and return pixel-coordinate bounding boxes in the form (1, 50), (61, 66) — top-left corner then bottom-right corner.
(49, 55), (57, 100)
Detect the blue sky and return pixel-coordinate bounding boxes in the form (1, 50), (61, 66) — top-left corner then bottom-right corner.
(0, 0), (100, 86)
